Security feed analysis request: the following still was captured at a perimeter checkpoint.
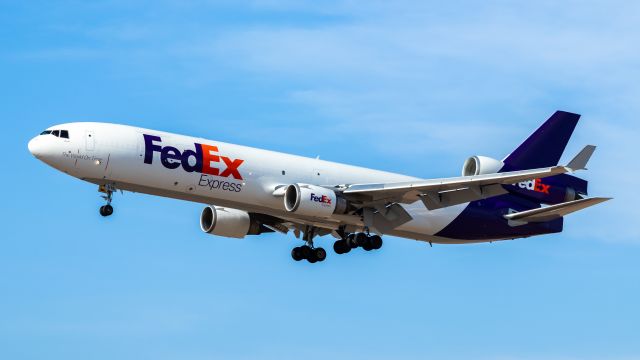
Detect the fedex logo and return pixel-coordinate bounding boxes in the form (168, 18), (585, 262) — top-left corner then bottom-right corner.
(310, 193), (332, 205)
(517, 179), (551, 194)
(143, 134), (244, 180)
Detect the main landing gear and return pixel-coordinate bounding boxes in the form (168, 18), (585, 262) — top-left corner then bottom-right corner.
(333, 232), (383, 254)
(291, 245), (327, 263)
(98, 184), (115, 217)
(291, 226), (327, 263)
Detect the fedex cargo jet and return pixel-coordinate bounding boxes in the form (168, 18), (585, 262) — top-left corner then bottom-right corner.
(28, 111), (610, 263)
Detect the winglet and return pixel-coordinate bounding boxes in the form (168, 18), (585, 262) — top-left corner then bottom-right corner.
(567, 145), (596, 171)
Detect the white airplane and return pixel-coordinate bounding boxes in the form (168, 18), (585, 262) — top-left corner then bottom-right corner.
(28, 111), (610, 263)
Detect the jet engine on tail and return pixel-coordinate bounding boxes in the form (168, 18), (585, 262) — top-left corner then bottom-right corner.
(461, 156), (504, 176)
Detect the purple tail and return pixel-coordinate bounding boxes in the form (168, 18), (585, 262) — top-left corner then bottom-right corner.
(501, 111), (580, 171)
(502, 111), (588, 204)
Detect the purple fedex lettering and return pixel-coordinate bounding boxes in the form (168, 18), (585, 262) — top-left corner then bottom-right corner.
(143, 134), (162, 165)
(160, 146), (182, 169)
(144, 134), (203, 172)
(310, 193), (332, 205)
(180, 146), (203, 173)
(143, 134), (243, 179)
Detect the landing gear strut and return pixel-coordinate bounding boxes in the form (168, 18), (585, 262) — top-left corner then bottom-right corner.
(291, 226), (327, 263)
(334, 231), (383, 254)
(98, 184), (115, 217)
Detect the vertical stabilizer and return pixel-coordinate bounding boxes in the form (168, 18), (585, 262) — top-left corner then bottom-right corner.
(502, 111), (580, 171)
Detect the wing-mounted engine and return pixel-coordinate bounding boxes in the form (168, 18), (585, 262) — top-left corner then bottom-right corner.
(462, 156), (505, 176)
(200, 206), (274, 239)
(283, 183), (350, 217)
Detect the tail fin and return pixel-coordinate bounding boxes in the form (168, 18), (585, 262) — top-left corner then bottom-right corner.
(502, 111), (580, 171)
(503, 111), (589, 204)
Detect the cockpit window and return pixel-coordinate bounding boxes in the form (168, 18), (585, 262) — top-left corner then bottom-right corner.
(40, 129), (70, 138)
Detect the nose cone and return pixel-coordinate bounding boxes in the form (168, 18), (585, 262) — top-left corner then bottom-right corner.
(28, 136), (44, 158)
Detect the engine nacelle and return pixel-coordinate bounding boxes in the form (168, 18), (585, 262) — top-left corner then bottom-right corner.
(284, 183), (348, 218)
(462, 156), (505, 176)
(199, 206), (262, 239)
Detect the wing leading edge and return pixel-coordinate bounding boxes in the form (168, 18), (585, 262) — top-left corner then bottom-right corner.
(342, 145), (596, 210)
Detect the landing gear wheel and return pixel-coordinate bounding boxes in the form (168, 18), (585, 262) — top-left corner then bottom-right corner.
(99, 184), (116, 217)
(314, 247), (327, 262)
(333, 240), (350, 254)
(347, 233), (358, 248)
(300, 245), (312, 259)
(99, 204), (114, 217)
(355, 233), (368, 247)
(291, 247), (304, 261)
(362, 238), (374, 251)
(370, 235), (383, 250)
(333, 241), (343, 254)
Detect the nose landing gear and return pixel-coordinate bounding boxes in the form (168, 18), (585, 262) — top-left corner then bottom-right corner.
(98, 184), (115, 217)
(99, 204), (114, 217)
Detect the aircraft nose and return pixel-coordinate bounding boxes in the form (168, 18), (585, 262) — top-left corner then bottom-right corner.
(28, 136), (43, 158)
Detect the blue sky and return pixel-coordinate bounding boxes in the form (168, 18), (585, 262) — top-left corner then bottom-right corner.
(1, 1), (638, 359)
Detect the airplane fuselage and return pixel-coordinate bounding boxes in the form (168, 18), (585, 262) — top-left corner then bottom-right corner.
(28, 122), (563, 245)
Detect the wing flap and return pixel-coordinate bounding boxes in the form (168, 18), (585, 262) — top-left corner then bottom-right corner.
(419, 183), (508, 210)
(504, 197), (611, 223)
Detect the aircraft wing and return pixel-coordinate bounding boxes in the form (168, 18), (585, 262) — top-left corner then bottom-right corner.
(342, 146), (595, 210)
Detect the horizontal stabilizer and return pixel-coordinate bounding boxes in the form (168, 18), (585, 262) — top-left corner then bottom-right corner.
(504, 197), (611, 223)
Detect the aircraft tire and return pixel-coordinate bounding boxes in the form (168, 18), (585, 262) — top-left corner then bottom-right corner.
(355, 233), (368, 247)
(99, 204), (114, 217)
(300, 245), (312, 259)
(333, 241), (344, 254)
(362, 238), (373, 251)
(334, 240), (349, 254)
(291, 247), (304, 261)
(370, 235), (383, 250)
(347, 234), (358, 248)
(314, 247), (327, 262)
